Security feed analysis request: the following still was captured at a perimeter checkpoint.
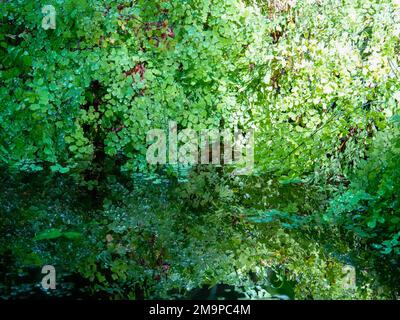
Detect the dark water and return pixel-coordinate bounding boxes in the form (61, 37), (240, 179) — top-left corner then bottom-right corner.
(0, 171), (297, 300)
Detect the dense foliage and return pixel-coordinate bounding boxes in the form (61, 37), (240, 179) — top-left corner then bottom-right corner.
(1, 0), (399, 299)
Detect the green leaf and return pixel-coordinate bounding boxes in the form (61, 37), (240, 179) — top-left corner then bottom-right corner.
(34, 229), (63, 241)
(278, 177), (303, 185)
(367, 219), (376, 229)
